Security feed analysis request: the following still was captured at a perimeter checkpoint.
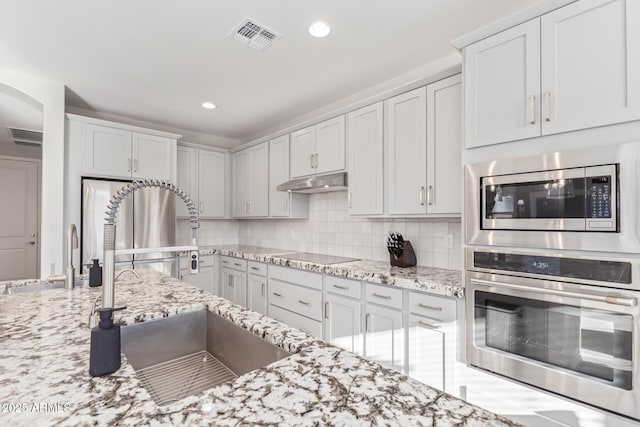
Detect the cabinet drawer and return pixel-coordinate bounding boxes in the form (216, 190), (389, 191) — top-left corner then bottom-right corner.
(269, 279), (322, 321)
(409, 292), (456, 322)
(325, 276), (361, 299)
(180, 254), (214, 270)
(220, 256), (247, 271)
(365, 283), (403, 310)
(268, 265), (322, 290)
(268, 304), (322, 338)
(247, 261), (267, 276)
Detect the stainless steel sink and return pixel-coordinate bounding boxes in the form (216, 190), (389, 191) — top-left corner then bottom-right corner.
(121, 309), (291, 405)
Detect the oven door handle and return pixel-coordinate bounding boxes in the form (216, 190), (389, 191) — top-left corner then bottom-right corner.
(469, 278), (637, 307)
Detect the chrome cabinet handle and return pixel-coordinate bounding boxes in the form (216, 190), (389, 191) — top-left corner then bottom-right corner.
(199, 202), (204, 213)
(251, 266), (259, 271)
(314, 153), (319, 168)
(261, 283), (265, 297)
(222, 260), (229, 264)
(298, 299), (310, 306)
(133, 159), (138, 172)
(324, 302), (329, 319)
(332, 284), (348, 290)
(234, 262), (242, 267)
(419, 186), (425, 206)
(247, 201), (251, 214)
(372, 292), (391, 300)
(365, 313), (371, 332)
(127, 158), (132, 172)
(418, 303), (443, 312)
(272, 292), (283, 297)
(284, 197), (288, 212)
(529, 95), (536, 125)
(427, 185), (433, 206)
(228, 275), (234, 287)
(469, 278), (637, 307)
(418, 320), (441, 330)
(310, 154), (314, 169)
(544, 91), (551, 122)
(347, 192), (352, 208)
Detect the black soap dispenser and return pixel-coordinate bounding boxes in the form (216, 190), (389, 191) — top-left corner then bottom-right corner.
(89, 259), (102, 287)
(89, 306), (126, 377)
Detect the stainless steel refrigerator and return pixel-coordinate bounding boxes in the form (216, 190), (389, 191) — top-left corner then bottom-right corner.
(81, 178), (178, 277)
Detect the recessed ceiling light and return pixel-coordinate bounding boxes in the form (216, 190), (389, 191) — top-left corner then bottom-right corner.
(308, 22), (331, 38)
(201, 102), (217, 110)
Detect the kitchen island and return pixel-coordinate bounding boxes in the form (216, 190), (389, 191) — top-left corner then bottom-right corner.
(0, 270), (516, 426)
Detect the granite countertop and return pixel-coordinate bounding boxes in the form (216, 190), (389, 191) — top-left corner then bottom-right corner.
(0, 269), (516, 426)
(197, 245), (464, 298)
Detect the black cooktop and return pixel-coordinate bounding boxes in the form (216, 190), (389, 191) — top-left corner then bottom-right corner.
(278, 252), (359, 265)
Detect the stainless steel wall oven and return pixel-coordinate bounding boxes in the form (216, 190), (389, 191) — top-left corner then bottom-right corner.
(466, 248), (640, 420)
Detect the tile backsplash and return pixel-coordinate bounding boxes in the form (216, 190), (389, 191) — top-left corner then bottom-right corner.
(178, 191), (462, 270)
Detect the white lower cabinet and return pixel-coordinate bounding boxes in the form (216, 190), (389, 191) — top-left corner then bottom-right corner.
(267, 265), (323, 338)
(364, 302), (404, 372)
(221, 256), (247, 306)
(179, 254), (215, 294)
(406, 291), (457, 393)
(247, 261), (267, 315)
(324, 293), (362, 355)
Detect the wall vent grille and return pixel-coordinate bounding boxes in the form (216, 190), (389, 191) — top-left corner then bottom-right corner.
(7, 127), (43, 146)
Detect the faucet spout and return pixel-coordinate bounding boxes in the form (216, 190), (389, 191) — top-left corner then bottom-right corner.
(65, 224), (78, 289)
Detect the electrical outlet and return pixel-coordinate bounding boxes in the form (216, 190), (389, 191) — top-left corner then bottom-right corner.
(446, 234), (454, 249)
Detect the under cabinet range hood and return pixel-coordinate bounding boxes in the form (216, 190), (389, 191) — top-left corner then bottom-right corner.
(276, 172), (347, 193)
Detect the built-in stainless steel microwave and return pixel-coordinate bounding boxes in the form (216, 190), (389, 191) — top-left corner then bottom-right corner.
(465, 142), (640, 253)
(481, 164), (618, 232)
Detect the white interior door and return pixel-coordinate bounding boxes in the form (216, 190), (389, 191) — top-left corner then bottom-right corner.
(0, 158), (38, 280)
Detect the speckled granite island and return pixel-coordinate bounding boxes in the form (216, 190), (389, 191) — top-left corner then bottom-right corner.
(0, 270), (515, 426)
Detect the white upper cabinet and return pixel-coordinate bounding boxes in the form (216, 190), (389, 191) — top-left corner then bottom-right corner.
(464, 19), (541, 148)
(232, 142), (269, 218)
(290, 115), (346, 179)
(131, 133), (172, 179)
(347, 102), (384, 216)
(464, 0), (640, 148)
(198, 149), (225, 218)
(269, 135), (309, 218)
(540, 0), (640, 135)
(84, 123), (174, 180)
(176, 146), (225, 218)
(386, 86), (428, 215)
(426, 75), (462, 215)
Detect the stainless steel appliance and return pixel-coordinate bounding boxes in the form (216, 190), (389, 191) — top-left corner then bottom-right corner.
(465, 248), (640, 421)
(81, 178), (178, 277)
(465, 141), (640, 252)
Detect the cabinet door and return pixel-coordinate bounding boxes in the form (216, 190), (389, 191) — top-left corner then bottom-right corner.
(324, 293), (363, 355)
(131, 132), (172, 179)
(541, 0), (640, 135)
(176, 146), (197, 217)
(269, 135), (291, 217)
(247, 273), (267, 315)
(232, 150), (251, 217)
(315, 115), (346, 175)
(85, 124), (131, 177)
(364, 303), (404, 372)
(464, 19), (541, 148)
(426, 75), (462, 215)
(249, 142), (269, 217)
(222, 268), (247, 306)
(407, 314), (445, 390)
(347, 103), (384, 215)
(386, 87), (427, 215)
(198, 149), (225, 218)
(290, 126), (316, 178)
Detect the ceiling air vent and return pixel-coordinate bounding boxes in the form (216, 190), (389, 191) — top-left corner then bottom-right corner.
(231, 18), (281, 51)
(7, 127), (43, 146)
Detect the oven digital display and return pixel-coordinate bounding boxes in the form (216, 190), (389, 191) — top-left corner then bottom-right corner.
(522, 256), (560, 276)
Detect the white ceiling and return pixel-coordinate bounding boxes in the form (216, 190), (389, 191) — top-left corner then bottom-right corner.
(0, 0), (544, 146)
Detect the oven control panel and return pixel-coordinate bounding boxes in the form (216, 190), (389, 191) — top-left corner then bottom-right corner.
(588, 176), (611, 219)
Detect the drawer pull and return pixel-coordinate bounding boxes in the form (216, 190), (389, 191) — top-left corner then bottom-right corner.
(372, 293), (391, 300)
(298, 300), (310, 306)
(365, 313), (371, 333)
(234, 262), (242, 267)
(222, 260), (229, 264)
(418, 303), (443, 312)
(324, 302), (329, 319)
(273, 292), (283, 297)
(261, 283), (265, 297)
(418, 320), (441, 330)
(251, 266), (259, 271)
(332, 284), (348, 290)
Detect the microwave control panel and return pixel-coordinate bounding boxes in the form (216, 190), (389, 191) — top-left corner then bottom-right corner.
(588, 176), (611, 219)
